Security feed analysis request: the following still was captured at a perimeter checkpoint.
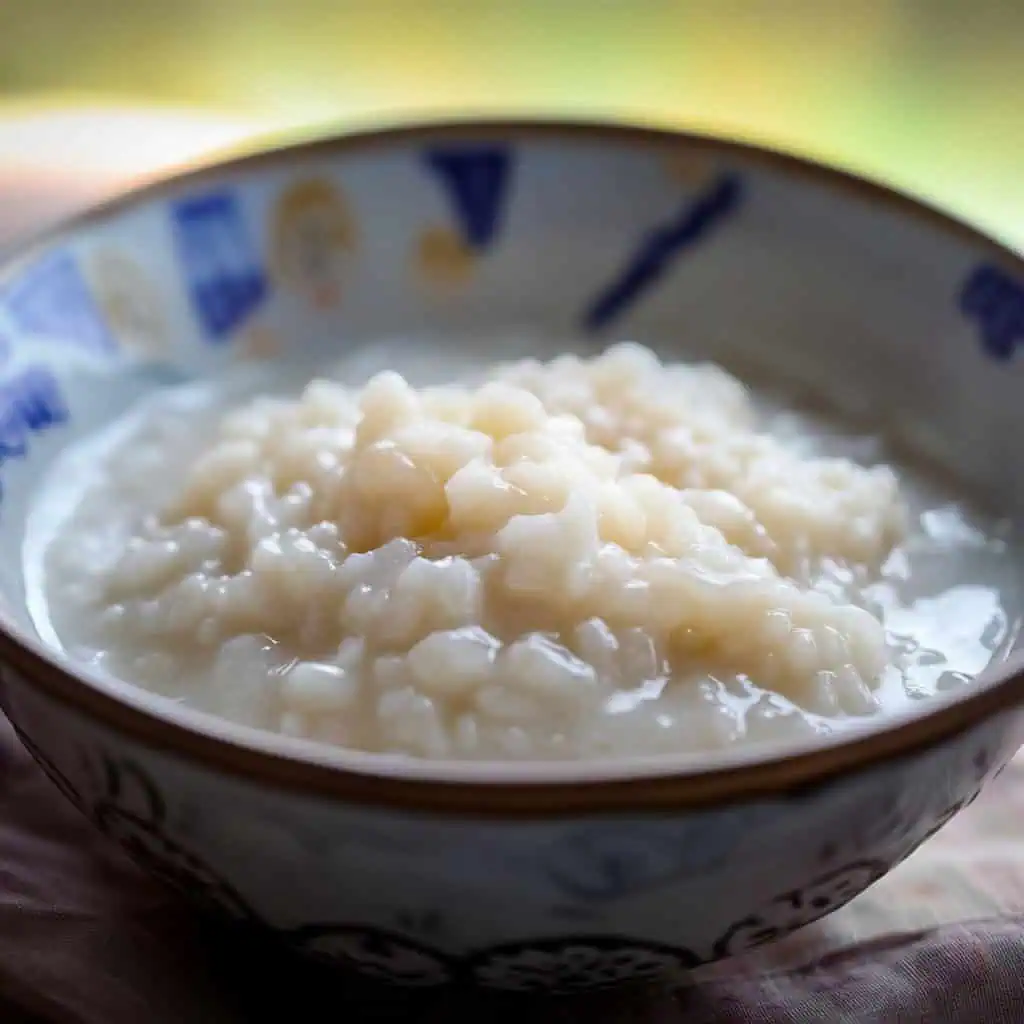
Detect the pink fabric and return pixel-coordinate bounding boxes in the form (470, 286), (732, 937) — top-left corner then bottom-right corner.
(2, 708), (1024, 1023)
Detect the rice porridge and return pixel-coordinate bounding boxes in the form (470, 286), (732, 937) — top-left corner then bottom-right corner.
(28, 342), (1022, 760)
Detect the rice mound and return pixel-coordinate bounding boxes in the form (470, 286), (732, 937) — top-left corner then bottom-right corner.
(86, 343), (907, 759)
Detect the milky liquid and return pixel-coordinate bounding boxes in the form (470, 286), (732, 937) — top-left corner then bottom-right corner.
(23, 337), (1024, 758)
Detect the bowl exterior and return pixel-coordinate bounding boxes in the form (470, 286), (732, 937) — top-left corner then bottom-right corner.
(2, 660), (1019, 992)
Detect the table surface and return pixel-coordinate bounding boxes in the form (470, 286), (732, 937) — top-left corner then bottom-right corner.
(0, 107), (1022, 1023)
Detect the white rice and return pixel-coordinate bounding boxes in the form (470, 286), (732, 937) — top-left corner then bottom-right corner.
(32, 341), (1019, 760)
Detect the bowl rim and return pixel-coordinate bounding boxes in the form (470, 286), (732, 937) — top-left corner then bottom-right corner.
(1, 115), (1022, 818)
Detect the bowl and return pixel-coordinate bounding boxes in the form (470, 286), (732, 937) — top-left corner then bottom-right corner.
(0, 119), (1022, 994)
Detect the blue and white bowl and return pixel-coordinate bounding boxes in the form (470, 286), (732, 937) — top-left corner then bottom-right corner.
(0, 120), (1022, 994)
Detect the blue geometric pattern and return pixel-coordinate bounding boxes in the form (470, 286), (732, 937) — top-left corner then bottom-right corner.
(583, 173), (743, 331)
(2, 251), (114, 353)
(960, 263), (1024, 361)
(0, 365), (68, 503)
(424, 146), (514, 249)
(171, 190), (267, 341)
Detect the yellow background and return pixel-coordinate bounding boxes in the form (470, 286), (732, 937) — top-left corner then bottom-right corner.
(0, 1), (1020, 248)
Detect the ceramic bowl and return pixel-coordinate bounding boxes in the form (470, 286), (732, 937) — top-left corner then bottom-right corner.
(0, 120), (1022, 994)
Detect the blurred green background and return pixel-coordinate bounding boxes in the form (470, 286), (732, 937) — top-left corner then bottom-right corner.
(0, 0), (1020, 248)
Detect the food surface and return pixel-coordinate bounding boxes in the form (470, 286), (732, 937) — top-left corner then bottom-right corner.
(31, 342), (1020, 760)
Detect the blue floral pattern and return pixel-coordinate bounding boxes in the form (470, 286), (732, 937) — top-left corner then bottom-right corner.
(711, 859), (889, 958)
(465, 935), (699, 993)
(289, 923), (456, 987)
(544, 814), (751, 904)
(91, 756), (257, 925)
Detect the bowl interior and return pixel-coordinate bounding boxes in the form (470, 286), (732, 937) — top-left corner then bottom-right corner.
(0, 120), (1022, 786)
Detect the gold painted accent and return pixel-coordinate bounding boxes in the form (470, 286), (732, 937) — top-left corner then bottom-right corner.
(236, 323), (282, 361)
(417, 224), (475, 288)
(271, 177), (355, 310)
(85, 248), (170, 356)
